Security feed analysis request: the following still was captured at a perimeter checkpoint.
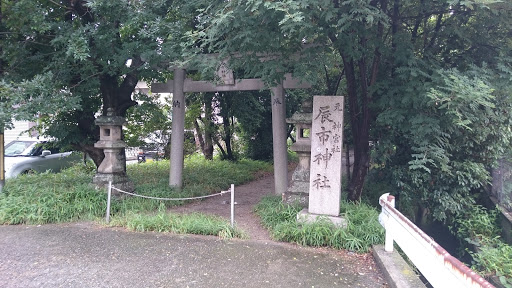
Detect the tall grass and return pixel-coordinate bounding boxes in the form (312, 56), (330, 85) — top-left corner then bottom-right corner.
(0, 156), (272, 232)
(0, 162), (104, 224)
(254, 195), (384, 253)
(115, 155), (272, 213)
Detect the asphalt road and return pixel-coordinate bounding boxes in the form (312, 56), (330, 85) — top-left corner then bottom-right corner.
(0, 222), (387, 288)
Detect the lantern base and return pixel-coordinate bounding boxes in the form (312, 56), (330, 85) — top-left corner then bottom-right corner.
(93, 172), (135, 194)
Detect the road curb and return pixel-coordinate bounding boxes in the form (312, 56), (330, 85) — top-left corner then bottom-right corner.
(372, 245), (427, 288)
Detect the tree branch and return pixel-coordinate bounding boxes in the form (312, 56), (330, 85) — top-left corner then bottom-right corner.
(48, 0), (68, 9)
(334, 68), (345, 95)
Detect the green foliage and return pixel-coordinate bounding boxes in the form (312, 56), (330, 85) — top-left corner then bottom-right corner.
(287, 149), (299, 163)
(450, 204), (512, 285)
(254, 196), (384, 253)
(365, 1), (512, 219)
(451, 205), (501, 246)
(0, 73), (81, 130)
(183, 153), (272, 188)
(117, 156), (272, 212)
(471, 241), (512, 287)
(183, 86), (306, 161)
(232, 89), (306, 161)
(188, 0), (512, 206)
(1, 0), (190, 156)
(374, 64), (512, 221)
(361, 171), (394, 208)
(2, 0), (512, 227)
(124, 93), (172, 149)
(188, 0), (387, 85)
(234, 91), (274, 161)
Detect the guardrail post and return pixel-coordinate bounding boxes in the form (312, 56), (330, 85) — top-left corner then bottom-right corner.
(379, 193), (396, 252)
(386, 195), (395, 252)
(384, 220), (394, 252)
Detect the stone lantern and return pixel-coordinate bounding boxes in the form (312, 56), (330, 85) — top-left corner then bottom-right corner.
(283, 99), (313, 206)
(93, 109), (134, 193)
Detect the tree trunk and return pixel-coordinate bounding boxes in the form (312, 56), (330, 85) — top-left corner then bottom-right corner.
(287, 125), (295, 143)
(337, 1), (385, 202)
(348, 134), (370, 202)
(328, 28), (373, 202)
(100, 74), (137, 117)
(194, 118), (206, 151)
(0, 0), (4, 192)
(214, 93), (236, 160)
(222, 116), (234, 160)
(345, 143), (351, 181)
(204, 129), (214, 160)
(80, 144), (104, 167)
(203, 94), (215, 160)
(214, 138), (227, 159)
(343, 56), (372, 202)
(72, 109), (104, 166)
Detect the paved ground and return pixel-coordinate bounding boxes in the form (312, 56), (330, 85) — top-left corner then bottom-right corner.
(0, 222), (388, 288)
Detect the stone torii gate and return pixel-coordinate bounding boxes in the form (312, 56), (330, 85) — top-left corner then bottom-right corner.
(151, 68), (310, 196)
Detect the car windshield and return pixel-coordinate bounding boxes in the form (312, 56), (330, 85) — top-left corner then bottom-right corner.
(4, 141), (38, 156)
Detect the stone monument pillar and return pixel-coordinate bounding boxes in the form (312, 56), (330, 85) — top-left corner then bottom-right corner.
(283, 100), (313, 206)
(297, 96), (346, 227)
(93, 109), (134, 193)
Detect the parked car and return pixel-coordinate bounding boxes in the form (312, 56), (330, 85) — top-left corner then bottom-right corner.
(4, 140), (81, 178)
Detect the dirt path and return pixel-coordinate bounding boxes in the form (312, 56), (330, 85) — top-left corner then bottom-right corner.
(170, 174), (277, 241)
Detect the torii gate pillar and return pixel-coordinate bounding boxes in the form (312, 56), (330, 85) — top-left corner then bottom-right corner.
(169, 68), (186, 188)
(271, 84), (288, 196)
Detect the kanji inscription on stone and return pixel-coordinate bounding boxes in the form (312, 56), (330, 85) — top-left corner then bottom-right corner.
(308, 96), (344, 216)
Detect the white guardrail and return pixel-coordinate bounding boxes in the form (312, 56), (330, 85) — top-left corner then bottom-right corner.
(378, 193), (495, 288)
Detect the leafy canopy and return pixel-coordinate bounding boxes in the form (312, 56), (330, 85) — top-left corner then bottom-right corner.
(1, 0), (188, 156)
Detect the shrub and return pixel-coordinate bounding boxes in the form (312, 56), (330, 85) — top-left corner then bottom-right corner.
(470, 239), (512, 287)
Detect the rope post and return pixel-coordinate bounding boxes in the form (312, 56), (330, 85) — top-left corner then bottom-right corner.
(106, 181), (112, 224)
(230, 184), (235, 228)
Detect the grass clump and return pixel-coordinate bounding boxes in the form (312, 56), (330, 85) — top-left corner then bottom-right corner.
(110, 204), (246, 239)
(254, 195), (384, 253)
(255, 195), (303, 229)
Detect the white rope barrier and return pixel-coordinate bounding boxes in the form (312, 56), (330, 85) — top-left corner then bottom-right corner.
(105, 181), (235, 227)
(111, 185), (231, 201)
